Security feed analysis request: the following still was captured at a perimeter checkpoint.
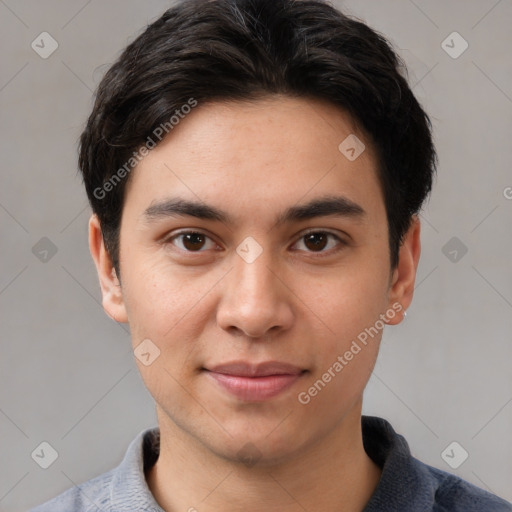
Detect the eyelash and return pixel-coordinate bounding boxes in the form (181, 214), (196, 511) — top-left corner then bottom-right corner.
(163, 229), (347, 257)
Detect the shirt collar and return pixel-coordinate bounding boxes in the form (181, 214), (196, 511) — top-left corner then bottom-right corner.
(109, 426), (163, 511)
(362, 415), (437, 511)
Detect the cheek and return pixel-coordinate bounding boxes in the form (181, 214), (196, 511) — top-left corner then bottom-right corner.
(303, 263), (389, 345)
(295, 339), (379, 435)
(295, 271), (387, 403)
(294, 262), (388, 403)
(122, 255), (209, 348)
(123, 263), (212, 401)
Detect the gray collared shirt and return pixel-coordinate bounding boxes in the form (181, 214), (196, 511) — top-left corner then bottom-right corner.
(29, 416), (512, 511)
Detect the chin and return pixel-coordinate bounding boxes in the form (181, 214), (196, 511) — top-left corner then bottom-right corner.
(205, 421), (316, 469)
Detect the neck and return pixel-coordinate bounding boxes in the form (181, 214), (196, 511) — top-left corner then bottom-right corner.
(146, 402), (382, 512)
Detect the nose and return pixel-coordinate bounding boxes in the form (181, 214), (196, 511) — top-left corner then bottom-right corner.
(215, 245), (294, 340)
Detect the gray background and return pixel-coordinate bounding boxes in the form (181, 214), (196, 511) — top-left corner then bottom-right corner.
(1, 1), (511, 510)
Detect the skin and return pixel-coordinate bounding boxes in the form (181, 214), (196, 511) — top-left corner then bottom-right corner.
(89, 95), (421, 512)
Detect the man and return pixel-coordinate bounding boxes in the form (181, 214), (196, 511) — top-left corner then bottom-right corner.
(31, 0), (512, 510)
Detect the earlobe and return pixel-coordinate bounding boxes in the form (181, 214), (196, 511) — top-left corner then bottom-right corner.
(88, 214), (128, 324)
(385, 215), (421, 326)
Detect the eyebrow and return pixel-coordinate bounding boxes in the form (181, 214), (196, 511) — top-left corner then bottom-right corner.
(142, 194), (366, 228)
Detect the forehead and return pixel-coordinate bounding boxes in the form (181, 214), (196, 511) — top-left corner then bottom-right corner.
(122, 95), (385, 227)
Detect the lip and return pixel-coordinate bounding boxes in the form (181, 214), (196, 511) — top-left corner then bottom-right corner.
(203, 361), (306, 401)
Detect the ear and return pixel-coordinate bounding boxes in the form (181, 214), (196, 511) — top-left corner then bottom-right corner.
(385, 215), (421, 325)
(88, 214), (128, 323)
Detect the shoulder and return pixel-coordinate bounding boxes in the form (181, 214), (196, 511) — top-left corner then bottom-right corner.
(28, 467), (115, 512)
(28, 426), (161, 512)
(361, 416), (512, 512)
(421, 460), (512, 511)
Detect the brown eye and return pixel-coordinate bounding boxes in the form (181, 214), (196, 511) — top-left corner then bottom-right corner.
(293, 231), (345, 255)
(303, 232), (329, 251)
(182, 232), (206, 251)
(168, 231), (216, 252)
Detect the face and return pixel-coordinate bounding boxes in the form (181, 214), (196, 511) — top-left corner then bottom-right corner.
(90, 95), (418, 466)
